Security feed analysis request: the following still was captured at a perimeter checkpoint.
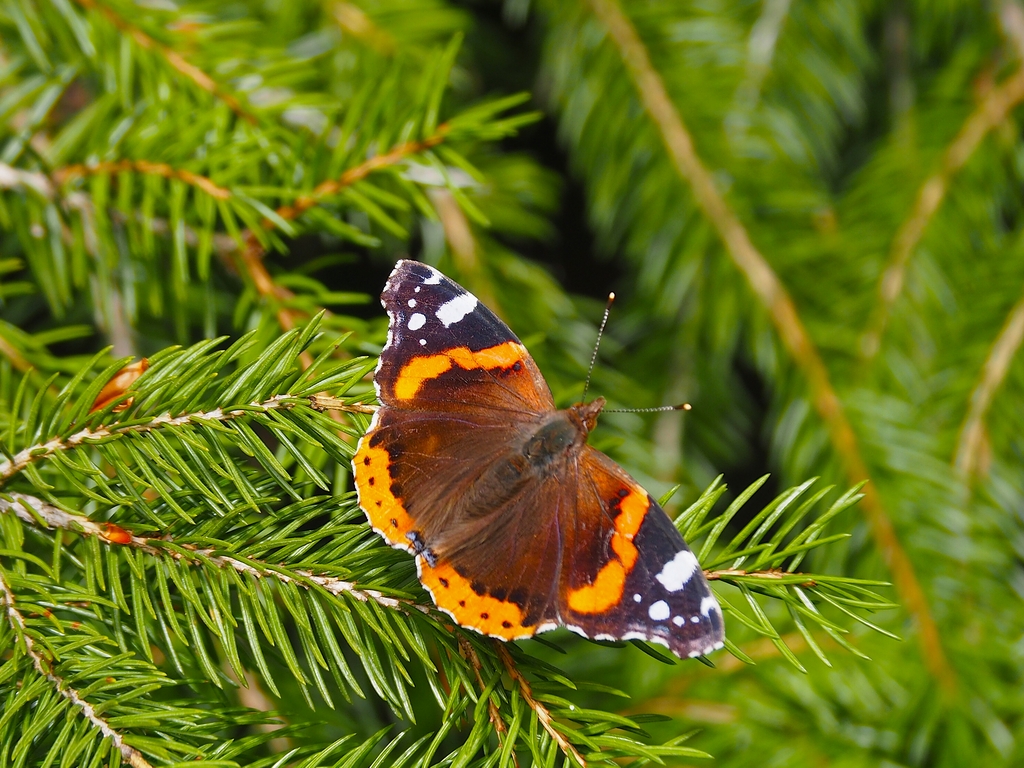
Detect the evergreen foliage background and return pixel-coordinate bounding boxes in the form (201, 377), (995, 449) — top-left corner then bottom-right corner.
(0, 0), (1021, 766)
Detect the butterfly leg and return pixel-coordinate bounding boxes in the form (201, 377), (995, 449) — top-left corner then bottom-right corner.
(406, 530), (438, 566)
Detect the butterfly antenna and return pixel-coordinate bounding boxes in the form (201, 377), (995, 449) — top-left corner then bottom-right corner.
(604, 403), (692, 414)
(582, 292), (615, 403)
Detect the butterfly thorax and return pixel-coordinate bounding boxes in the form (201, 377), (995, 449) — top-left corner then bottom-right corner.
(521, 397), (606, 471)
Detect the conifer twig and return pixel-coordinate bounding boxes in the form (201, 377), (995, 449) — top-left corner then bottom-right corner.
(331, 3), (397, 55)
(55, 160), (232, 200)
(70, 0), (257, 125)
(0, 162), (56, 198)
(272, 126), (451, 224)
(705, 568), (815, 586)
(0, 569), (156, 768)
(236, 125), (451, 334)
(859, 65), (1024, 361)
(0, 335), (33, 375)
(458, 637), (514, 764)
(954, 291), (1024, 480)
(585, 0), (956, 695)
(0, 492), (422, 614)
(430, 189), (503, 319)
(0, 161), (105, 262)
(497, 645), (586, 767)
(0, 394), (296, 485)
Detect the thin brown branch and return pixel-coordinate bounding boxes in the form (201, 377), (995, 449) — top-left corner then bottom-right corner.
(429, 188), (504, 319)
(0, 333), (34, 375)
(70, 0), (257, 125)
(0, 162), (55, 197)
(859, 65), (1024, 361)
(459, 637), (514, 764)
(954, 290), (1024, 480)
(1000, 1), (1024, 61)
(0, 394), (296, 485)
(276, 127), (450, 223)
(236, 125), (450, 337)
(0, 568), (156, 768)
(331, 2), (397, 55)
(586, 0), (957, 695)
(0, 492), (423, 614)
(55, 160), (232, 200)
(308, 394), (378, 414)
(497, 645), (586, 767)
(704, 568), (816, 586)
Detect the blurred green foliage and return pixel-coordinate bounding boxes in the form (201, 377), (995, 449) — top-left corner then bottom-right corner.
(0, 0), (1022, 766)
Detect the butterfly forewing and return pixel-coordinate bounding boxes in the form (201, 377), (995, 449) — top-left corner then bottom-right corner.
(373, 260), (554, 414)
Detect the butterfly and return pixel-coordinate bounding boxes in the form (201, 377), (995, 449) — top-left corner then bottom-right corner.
(353, 260), (724, 659)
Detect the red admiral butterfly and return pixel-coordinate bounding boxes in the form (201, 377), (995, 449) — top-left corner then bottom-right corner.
(353, 260), (724, 659)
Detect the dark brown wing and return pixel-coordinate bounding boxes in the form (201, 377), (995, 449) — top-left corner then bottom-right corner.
(556, 447), (725, 658)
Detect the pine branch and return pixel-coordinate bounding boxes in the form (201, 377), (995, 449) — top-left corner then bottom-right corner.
(0, 393), (297, 484)
(954, 289), (1024, 480)
(498, 645), (587, 767)
(332, 2), (399, 55)
(0, 568), (156, 768)
(55, 160), (232, 201)
(0, 318), (893, 766)
(0, 492), (418, 614)
(69, 0), (258, 124)
(858, 64), (1024, 362)
(582, 0), (955, 694)
(458, 637), (515, 763)
(236, 123), (455, 336)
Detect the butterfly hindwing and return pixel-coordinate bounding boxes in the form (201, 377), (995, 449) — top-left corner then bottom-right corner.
(355, 407), (538, 552)
(416, 469), (569, 640)
(559, 449), (724, 658)
(355, 407), (566, 639)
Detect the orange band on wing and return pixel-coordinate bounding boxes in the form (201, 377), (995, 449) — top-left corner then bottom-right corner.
(353, 433), (414, 546)
(567, 487), (649, 614)
(421, 560), (537, 639)
(394, 342), (526, 401)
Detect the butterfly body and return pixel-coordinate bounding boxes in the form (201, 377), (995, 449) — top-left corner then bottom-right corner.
(353, 260), (724, 658)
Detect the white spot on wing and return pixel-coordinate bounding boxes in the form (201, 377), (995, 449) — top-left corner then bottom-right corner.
(691, 615), (700, 623)
(672, 616), (685, 627)
(564, 624), (589, 639)
(408, 313), (426, 331)
(700, 595), (719, 617)
(419, 339), (426, 346)
(633, 593), (642, 603)
(408, 299), (417, 308)
(648, 600), (670, 621)
(436, 293), (478, 327)
(414, 286), (421, 293)
(422, 269), (442, 285)
(655, 550), (699, 592)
